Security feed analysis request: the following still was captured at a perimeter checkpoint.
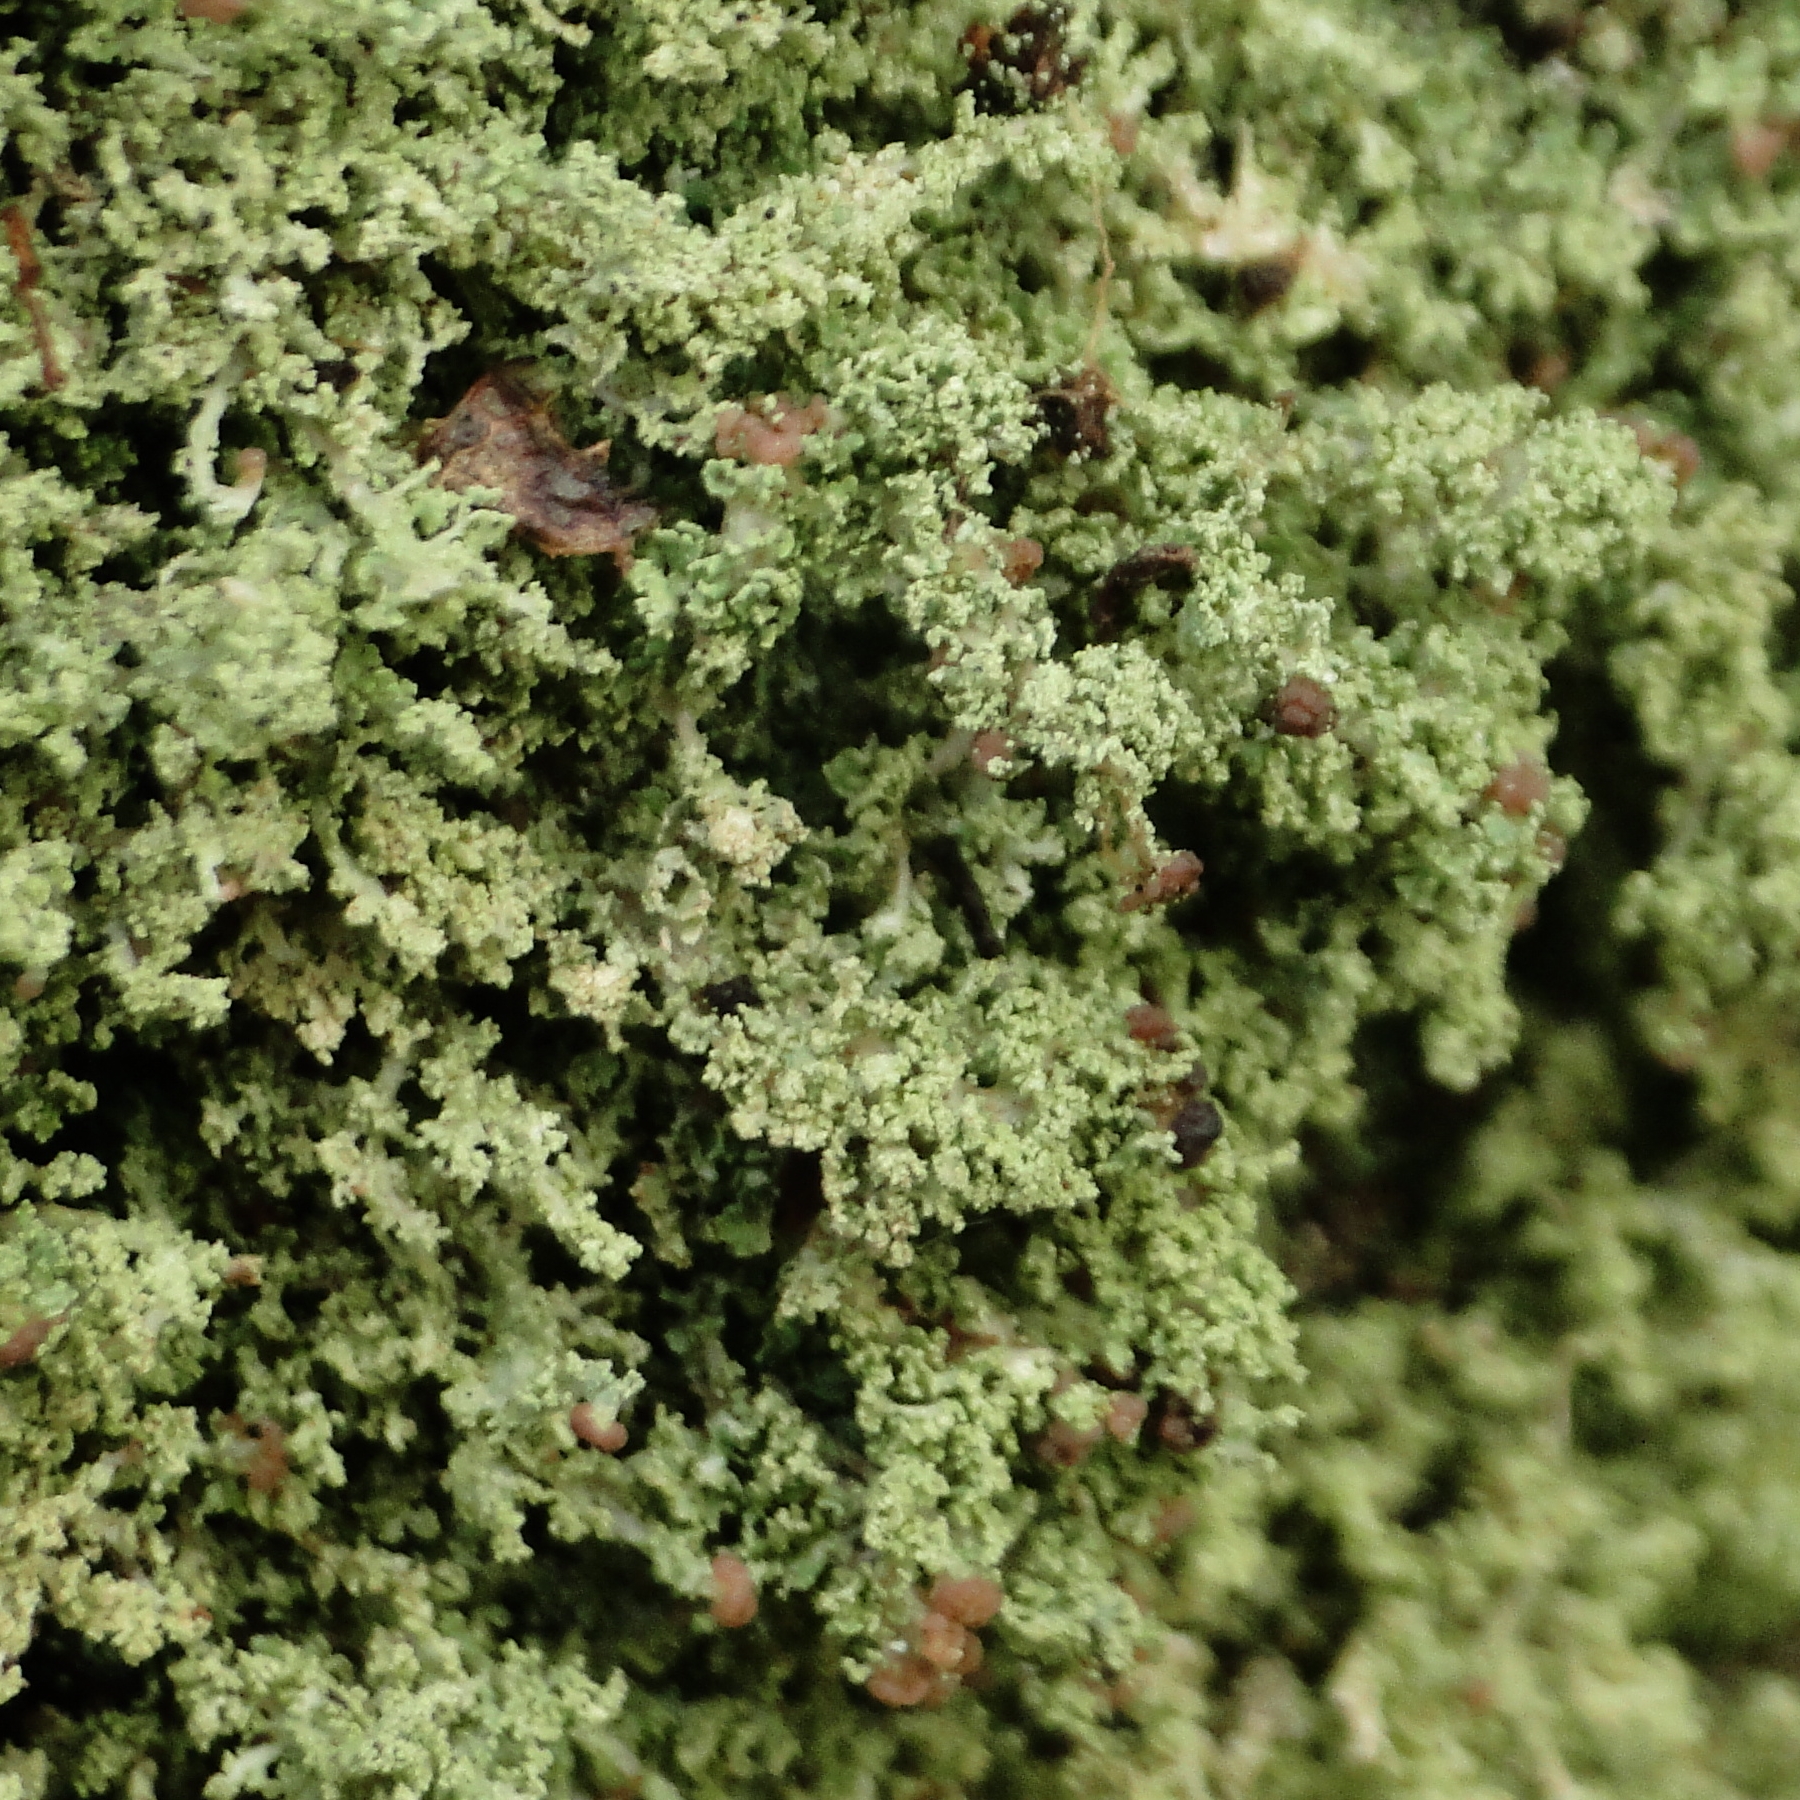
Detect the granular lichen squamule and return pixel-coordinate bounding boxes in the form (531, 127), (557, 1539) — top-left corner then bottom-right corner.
(3, 1), (1800, 1797)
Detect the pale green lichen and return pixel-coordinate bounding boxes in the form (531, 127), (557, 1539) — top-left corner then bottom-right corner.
(3, 0), (1800, 1796)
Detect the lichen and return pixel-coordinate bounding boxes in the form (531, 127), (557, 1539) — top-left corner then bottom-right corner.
(3, 0), (1800, 1796)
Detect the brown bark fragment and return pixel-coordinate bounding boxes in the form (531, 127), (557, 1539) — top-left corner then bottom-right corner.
(1092, 543), (1196, 639)
(962, 5), (1086, 113)
(1036, 366), (1115, 458)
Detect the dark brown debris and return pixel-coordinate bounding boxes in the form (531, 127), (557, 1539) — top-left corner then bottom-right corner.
(1269, 675), (1337, 738)
(1092, 543), (1197, 640)
(1235, 254), (1301, 314)
(420, 368), (655, 565)
(1150, 1393), (1217, 1453)
(1036, 365), (1116, 459)
(179, 0), (249, 18)
(1036, 1416), (1105, 1468)
(1169, 1096), (1222, 1168)
(698, 975), (762, 1016)
(1119, 850), (1203, 914)
(962, 4), (1086, 113)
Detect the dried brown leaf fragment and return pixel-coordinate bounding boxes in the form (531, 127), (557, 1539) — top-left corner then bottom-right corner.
(1119, 850), (1202, 913)
(420, 369), (655, 566)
